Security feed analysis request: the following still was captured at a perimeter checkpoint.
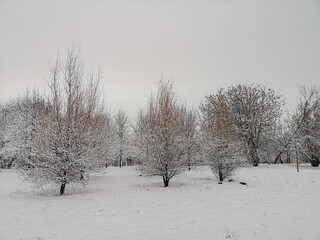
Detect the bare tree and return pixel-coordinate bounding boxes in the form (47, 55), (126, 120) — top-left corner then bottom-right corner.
(135, 80), (197, 187)
(0, 89), (44, 169)
(285, 86), (320, 167)
(200, 90), (244, 181)
(114, 109), (129, 167)
(178, 105), (198, 169)
(274, 86), (320, 166)
(18, 46), (108, 195)
(0, 101), (11, 168)
(132, 109), (148, 165)
(102, 109), (117, 168)
(226, 84), (283, 166)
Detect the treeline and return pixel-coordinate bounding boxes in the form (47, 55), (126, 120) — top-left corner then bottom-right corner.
(0, 46), (319, 194)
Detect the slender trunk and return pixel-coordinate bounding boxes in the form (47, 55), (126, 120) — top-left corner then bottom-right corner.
(295, 145), (299, 172)
(274, 150), (285, 164)
(60, 183), (66, 195)
(7, 157), (15, 169)
(162, 176), (169, 187)
(250, 149), (259, 166)
(287, 151), (291, 164)
(60, 170), (67, 195)
(219, 170), (223, 182)
(162, 164), (170, 187)
(248, 139), (259, 166)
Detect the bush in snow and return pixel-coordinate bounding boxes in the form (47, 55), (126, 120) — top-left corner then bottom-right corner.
(134, 80), (197, 187)
(200, 90), (244, 181)
(204, 140), (243, 181)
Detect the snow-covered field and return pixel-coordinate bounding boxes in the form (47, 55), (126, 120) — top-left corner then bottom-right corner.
(1, 165), (319, 240)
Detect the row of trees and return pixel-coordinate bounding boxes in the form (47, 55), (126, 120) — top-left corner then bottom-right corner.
(1, 46), (319, 192)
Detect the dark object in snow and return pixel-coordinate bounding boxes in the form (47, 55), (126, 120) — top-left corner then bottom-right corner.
(240, 182), (247, 185)
(228, 179), (234, 182)
(310, 157), (320, 167)
(218, 182), (223, 184)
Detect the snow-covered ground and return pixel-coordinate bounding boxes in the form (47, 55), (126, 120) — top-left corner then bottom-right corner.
(1, 164), (319, 240)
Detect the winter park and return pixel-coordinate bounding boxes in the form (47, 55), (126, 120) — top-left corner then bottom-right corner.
(0, 1), (320, 240)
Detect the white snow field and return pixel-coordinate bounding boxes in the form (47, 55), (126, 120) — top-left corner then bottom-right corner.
(1, 165), (320, 240)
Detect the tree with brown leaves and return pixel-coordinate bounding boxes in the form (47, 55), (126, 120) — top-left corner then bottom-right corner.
(200, 90), (244, 181)
(135, 80), (197, 187)
(18, 46), (109, 195)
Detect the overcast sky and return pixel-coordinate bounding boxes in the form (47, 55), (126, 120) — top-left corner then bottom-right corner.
(0, 0), (319, 119)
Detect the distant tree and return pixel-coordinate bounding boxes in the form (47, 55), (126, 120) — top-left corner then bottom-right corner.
(0, 89), (44, 169)
(178, 105), (198, 169)
(268, 122), (294, 164)
(102, 109), (117, 168)
(0, 101), (12, 168)
(274, 86), (320, 168)
(200, 90), (244, 181)
(0, 102), (9, 168)
(226, 84), (283, 166)
(290, 87), (320, 167)
(135, 80), (197, 187)
(114, 109), (130, 167)
(132, 109), (148, 165)
(18, 46), (108, 195)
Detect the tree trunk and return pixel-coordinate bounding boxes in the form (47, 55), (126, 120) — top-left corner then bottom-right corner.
(60, 183), (66, 195)
(252, 152), (260, 166)
(219, 170), (223, 182)
(60, 170), (67, 195)
(162, 176), (169, 187)
(7, 157), (15, 169)
(295, 145), (299, 172)
(248, 140), (260, 166)
(287, 151), (291, 164)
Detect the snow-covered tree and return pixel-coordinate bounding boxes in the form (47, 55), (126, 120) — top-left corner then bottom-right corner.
(200, 90), (244, 181)
(132, 109), (148, 165)
(102, 109), (117, 168)
(178, 105), (199, 169)
(268, 122), (294, 164)
(135, 80), (197, 187)
(18, 46), (108, 195)
(226, 84), (283, 166)
(290, 87), (320, 167)
(114, 109), (130, 167)
(0, 102), (12, 168)
(274, 86), (320, 168)
(0, 89), (44, 169)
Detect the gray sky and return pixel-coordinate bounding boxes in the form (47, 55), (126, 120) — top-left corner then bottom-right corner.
(1, 0), (319, 120)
